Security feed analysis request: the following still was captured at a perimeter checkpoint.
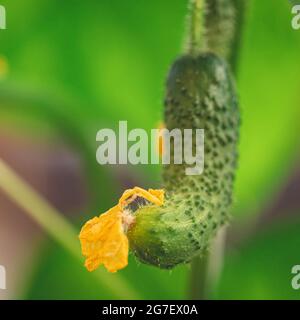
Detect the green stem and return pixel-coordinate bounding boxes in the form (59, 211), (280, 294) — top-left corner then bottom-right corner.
(205, 227), (227, 297)
(188, 255), (208, 300)
(185, 0), (206, 56)
(229, 0), (247, 75)
(188, 227), (226, 299)
(0, 158), (140, 299)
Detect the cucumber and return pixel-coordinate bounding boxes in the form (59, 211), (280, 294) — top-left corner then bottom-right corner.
(128, 53), (240, 269)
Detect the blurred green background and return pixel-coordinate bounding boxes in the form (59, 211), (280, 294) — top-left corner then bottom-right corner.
(0, 0), (300, 299)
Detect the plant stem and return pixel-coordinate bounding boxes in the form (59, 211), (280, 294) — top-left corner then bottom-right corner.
(205, 227), (227, 297)
(188, 227), (226, 299)
(185, 0), (206, 56)
(0, 158), (140, 299)
(188, 254), (208, 300)
(229, 0), (247, 75)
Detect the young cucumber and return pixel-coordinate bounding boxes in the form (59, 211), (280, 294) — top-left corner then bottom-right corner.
(128, 53), (240, 268)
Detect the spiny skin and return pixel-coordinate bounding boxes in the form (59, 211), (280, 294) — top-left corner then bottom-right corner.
(128, 53), (239, 269)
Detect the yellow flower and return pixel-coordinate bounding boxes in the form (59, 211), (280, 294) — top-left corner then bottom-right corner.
(79, 187), (164, 273)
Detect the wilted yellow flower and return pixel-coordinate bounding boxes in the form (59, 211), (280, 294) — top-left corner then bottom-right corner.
(79, 187), (164, 273)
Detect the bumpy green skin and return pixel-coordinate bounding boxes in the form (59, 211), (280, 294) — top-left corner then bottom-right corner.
(128, 53), (239, 269)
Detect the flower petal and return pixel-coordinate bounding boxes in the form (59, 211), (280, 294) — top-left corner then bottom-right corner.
(79, 187), (165, 273)
(79, 205), (128, 272)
